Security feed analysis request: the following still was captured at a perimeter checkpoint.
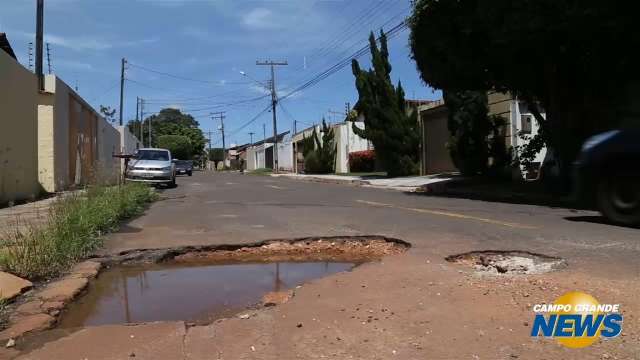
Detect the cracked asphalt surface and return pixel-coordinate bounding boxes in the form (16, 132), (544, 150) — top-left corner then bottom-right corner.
(13, 171), (640, 359)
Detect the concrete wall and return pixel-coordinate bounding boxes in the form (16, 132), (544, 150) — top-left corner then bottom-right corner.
(116, 125), (141, 174)
(38, 75), (121, 192)
(276, 140), (293, 172)
(97, 117), (120, 184)
(420, 104), (457, 175)
(0, 50), (41, 205)
(334, 121), (370, 173)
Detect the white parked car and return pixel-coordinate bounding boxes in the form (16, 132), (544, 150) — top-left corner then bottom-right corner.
(126, 148), (176, 187)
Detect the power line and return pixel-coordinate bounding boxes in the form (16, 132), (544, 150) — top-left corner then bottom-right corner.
(279, 22), (408, 102)
(128, 62), (251, 85)
(225, 104), (272, 138)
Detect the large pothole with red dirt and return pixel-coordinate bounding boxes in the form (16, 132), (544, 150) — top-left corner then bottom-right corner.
(61, 236), (409, 328)
(446, 250), (567, 275)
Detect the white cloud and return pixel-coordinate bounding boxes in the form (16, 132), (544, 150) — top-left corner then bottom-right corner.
(9, 29), (156, 52)
(56, 59), (95, 71)
(45, 33), (113, 51)
(242, 8), (280, 30)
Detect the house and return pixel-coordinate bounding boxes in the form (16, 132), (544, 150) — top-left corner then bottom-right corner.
(291, 124), (320, 173)
(418, 92), (547, 178)
(245, 131), (291, 171)
(332, 120), (370, 173)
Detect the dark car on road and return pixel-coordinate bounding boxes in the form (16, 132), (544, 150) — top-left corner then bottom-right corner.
(174, 160), (193, 176)
(574, 129), (640, 226)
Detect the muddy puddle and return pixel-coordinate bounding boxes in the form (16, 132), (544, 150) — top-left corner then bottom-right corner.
(58, 261), (355, 328)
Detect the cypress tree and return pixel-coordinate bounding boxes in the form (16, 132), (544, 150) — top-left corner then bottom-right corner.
(351, 30), (420, 177)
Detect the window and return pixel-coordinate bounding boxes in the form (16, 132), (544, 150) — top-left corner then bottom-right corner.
(521, 114), (533, 134)
(136, 150), (170, 161)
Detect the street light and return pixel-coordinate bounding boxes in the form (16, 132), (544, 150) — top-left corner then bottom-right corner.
(239, 70), (270, 91)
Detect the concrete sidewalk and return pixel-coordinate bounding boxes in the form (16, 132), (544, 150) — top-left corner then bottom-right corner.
(270, 173), (456, 192)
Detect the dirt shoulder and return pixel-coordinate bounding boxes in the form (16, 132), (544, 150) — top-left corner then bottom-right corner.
(15, 249), (639, 360)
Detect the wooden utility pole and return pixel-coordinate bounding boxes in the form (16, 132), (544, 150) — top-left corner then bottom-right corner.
(139, 98), (145, 146)
(119, 58), (127, 126)
(256, 60), (287, 172)
(35, 0), (44, 91)
(135, 97), (140, 141)
(249, 132), (255, 146)
(211, 112), (226, 167)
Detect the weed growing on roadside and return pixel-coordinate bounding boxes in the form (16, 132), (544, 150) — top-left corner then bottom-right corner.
(0, 184), (157, 280)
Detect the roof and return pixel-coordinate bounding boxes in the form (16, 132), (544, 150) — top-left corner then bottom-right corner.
(249, 131), (290, 147)
(0, 33), (17, 60)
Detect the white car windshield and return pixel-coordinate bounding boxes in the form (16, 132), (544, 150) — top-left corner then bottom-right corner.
(136, 150), (169, 161)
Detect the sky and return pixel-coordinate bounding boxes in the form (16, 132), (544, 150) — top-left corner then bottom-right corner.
(2, 0), (440, 147)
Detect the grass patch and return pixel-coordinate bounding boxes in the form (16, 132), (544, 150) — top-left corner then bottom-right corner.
(248, 168), (273, 175)
(0, 183), (157, 281)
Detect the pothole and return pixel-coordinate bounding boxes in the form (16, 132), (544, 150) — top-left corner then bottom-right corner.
(59, 236), (408, 328)
(445, 250), (567, 275)
(58, 261), (356, 328)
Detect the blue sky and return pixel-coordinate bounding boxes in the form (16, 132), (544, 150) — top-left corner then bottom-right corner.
(2, 0), (439, 146)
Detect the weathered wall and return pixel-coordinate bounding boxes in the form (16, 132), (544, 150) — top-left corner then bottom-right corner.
(38, 75), (121, 192)
(0, 50), (41, 204)
(116, 125), (141, 174)
(97, 117), (120, 184)
(276, 140), (293, 172)
(420, 104), (457, 175)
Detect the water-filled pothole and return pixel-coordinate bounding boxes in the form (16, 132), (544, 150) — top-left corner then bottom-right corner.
(57, 237), (409, 328)
(59, 261), (355, 328)
(446, 250), (567, 275)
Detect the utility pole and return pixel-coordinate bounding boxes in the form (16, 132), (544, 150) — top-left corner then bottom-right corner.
(293, 120), (297, 135)
(211, 112), (226, 168)
(35, 0), (44, 91)
(119, 58), (127, 126)
(263, 123), (266, 143)
(135, 96), (140, 137)
(139, 98), (145, 145)
(256, 60), (287, 172)
(249, 132), (255, 146)
(148, 108), (152, 147)
(45, 43), (52, 74)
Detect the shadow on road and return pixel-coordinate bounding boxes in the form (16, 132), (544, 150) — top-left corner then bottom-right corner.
(564, 215), (639, 229)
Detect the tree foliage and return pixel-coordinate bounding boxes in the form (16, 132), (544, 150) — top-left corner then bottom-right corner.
(351, 31), (420, 177)
(127, 108), (206, 160)
(304, 119), (336, 174)
(409, 0), (640, 184)
(444, 91), (490, 176)
(157, 135), (192, 160)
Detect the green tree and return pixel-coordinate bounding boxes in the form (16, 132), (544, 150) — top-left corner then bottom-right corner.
(351, 31), (420, 177)
(127, 108), (206, 160)
(444, 91), (490, 176)
(409, 0), (640, 186)
(157, 135), (193, 159)
(304, 120), (336, 174)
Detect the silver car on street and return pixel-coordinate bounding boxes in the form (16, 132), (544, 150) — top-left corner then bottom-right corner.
(126, 148), (176, 187)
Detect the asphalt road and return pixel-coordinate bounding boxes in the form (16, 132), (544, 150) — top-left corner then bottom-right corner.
(18, 170), (640, 359)
(105, 171), (640, 279)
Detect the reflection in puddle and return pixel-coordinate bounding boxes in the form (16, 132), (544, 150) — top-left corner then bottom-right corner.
(59, 262), (355, 328)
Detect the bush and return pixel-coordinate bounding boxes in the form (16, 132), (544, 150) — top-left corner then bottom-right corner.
(349, 150), (375, 172)
(0, 184), (157, 280)
(303, 120), (336, 174)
